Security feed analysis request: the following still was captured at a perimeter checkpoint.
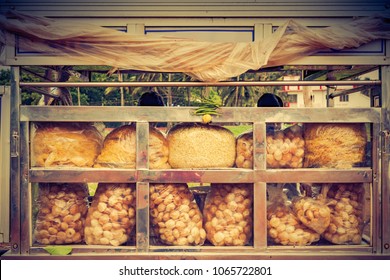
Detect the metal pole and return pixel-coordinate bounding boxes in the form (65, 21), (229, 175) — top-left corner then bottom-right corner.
(381, 65), (390, 255)
(329, 85), (375, 98)
(9, 67), (21, 254)
(19, 80), (382, 88)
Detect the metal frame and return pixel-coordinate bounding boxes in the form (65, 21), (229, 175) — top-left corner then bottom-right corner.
(1, 7), (389, 258)
(2, 69), (387, 259)
(0, 86), (11, 246)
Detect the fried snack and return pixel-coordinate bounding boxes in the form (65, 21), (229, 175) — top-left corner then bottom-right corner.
(84, 183), (136, 246)
(235, 124), (304, 169)
(32, 122), (103, 167)
(94, 124), (170, 169)
(304, 123), (367, 168)
(150, 183), (206, 246)
(266, 124), (305, 168)
(203, 184), (253, 246)
(267, 209), (320, 246)
(322, 184), (364, 245)
(235, 131), (254, 169)
(34, 183), (89, 245)
(167, 123), (236, 168)
(292, 196), (331, 234)
(267, 184), (320, 246)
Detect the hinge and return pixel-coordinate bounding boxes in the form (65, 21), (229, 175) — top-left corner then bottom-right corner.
(10, 131), (19, 158)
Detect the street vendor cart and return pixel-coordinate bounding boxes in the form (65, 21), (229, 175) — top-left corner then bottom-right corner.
(0, 0), (389, 259)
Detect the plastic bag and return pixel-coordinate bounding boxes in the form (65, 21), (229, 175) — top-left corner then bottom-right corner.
(267, 184), (320, 246)
(33, 183), (89, 245)
(235, 131), (253, 169)
(32, 122), (103, 167)
(167, 123), (236, 168)
(235, 124), (304, 169)
(94, 124), (170, 169)
(291, 185), (331, 234)
(303, 123), (367, 168)
(266, 124), (305, 168)
(149, 183), (206, 246)
(203, 183), (253, 246)
(3, 12), (389, 82)
(322, 183), (365, 245)
(84, 183), (136, 246)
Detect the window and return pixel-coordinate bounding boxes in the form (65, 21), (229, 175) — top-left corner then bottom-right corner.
(340, 95), (349, 102)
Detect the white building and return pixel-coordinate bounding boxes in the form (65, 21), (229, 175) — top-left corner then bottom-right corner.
(282, 75), (373, 108)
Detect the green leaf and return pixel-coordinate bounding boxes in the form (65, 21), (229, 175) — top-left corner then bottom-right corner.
(44, 246), (73, 256)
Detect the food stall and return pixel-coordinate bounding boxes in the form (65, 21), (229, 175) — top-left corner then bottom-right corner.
(0, 0), (389, 259)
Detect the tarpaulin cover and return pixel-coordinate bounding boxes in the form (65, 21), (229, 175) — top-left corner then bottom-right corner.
(0, 11), (389, 81)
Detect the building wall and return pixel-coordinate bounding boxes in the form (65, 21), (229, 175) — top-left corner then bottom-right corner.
(286, 88), (371, 108)
(333, 92), (371, 108)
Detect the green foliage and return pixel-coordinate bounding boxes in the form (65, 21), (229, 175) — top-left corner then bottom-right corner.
(0, 69), (11, 85)
(12, 66), (294, 107)
(20, 67), (45, 105)
(43, 246), (72, 256)
(21, 92), (42, 105)
(224, 125), (252, 137)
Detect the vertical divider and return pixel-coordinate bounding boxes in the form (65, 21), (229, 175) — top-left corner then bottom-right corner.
(20, 121), (30, 254)
(371, 122), (381, 253)
(136, 121), (150, 252)
(0, 86), (11, 247)
(253, 122), (267, 250)
(380, 64), (390, 255)
(10, 67), (21, 254)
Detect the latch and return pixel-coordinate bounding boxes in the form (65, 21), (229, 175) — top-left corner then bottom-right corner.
(10, 131), (19, 158)
(380, 130), (390, 155)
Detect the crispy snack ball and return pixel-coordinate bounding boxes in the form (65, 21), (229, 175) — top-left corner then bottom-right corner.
(94, 124), (170, 169)
(150, 183), (206, 246)
(32, 122), (103, 167)
(204, 184), (253, 246)
(34, 183), (89, 245)
(292, 196), (331, 234)
(236, 124), (305, 169)
(267, 185), (320, 246)
(235, 131), (254, 169)
(322, 184), (364, 245)
(267, 210), (320, 246)
(84, 183), (136, 246)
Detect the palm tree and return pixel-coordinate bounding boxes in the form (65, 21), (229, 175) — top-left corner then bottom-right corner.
(220, 73), (263, 107)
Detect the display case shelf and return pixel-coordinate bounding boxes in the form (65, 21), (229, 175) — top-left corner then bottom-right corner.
(4, 68), (387, 259)
(29, 167), (373, 183)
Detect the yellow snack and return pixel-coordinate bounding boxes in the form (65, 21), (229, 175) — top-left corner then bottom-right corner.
(235, 124), (305, 169)
(84, 183), (136, 246)
(167, 123), (236, 168)
(150, 183), (206, 246)
(322, 184), (365, 245)
(94, 124), (170, 169)
(32, 122), (103, 167)
(34, 183), (89, 245)
(204, 184), (253, 246)
(304, 123), (366, 168)
(292, 193), (331, 234)
(267, 184), (320, 246)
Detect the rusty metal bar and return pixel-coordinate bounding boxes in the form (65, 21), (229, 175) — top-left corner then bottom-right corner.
(19, 80), (382, 88)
